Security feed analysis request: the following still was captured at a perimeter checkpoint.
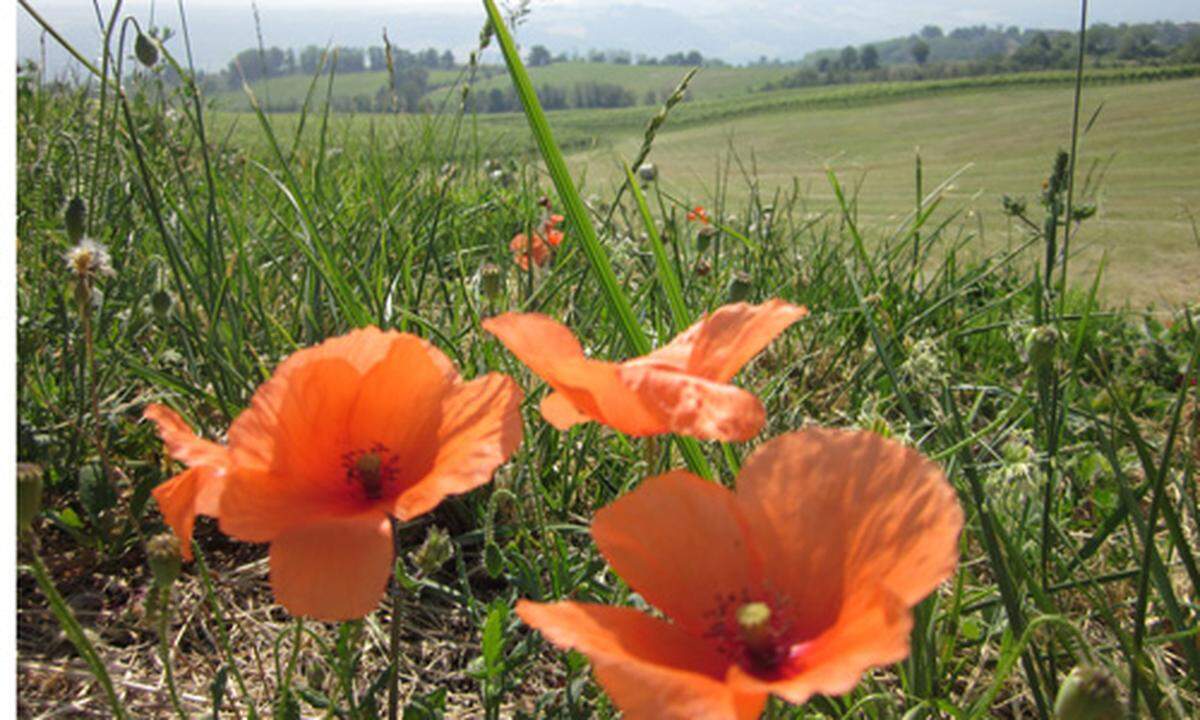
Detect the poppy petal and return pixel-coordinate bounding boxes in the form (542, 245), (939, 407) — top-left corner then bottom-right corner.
(144, 404), (226, 469)
(221, 358), (364, 542)
(591, 471), (761, 636)
(151, 466), (224, 560)
(618, 365), (766, 441)
(735, 428), (962, 646)
(686, 301), (808, 382)
(394, 372), (523, 520)
(483, 313), (662, 435)
(268, 511), (393, 621)
(348, 335), (452, 483)
(538, 391), (592, 429)
(517, 601), (759, 720)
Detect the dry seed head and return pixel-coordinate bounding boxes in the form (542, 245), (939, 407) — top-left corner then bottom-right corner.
(64, 239), (115, 281)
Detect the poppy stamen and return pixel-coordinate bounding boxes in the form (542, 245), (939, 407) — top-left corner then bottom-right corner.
(344, 446), (396, 501)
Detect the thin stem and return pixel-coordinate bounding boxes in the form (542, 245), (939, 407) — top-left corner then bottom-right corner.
(156, 585), (188, 720)
(387, 517), (404, 720)
(24, 537), (129, 719)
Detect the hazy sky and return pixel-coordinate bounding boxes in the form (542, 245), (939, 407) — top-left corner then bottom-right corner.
(17, 0), (1199, 74)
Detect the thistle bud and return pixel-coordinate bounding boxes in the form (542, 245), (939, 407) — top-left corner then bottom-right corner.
(1026, 325), (1060, 371)
(479, 262), (503, 300)
(146, 533), (183, 587)
(727, 271), (753, 303)
(135, 32), (159, 68)
(410, 525), (454, 577)
(17, 463), (44, 536)
(64, 196), (86, 243)
(696, 225), (717, 253)
(151, 289), (173, 319)
(1053, 665), (1122, 720)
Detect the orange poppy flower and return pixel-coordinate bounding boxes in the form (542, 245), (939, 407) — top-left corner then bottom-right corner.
(510, 232), (550, 270)
(543, 214), (565, 247)
(481, 300), (807, 441)
(688, 205), (710, 224)
(517, 429), (963, 719)
(146, 327), (523, 620)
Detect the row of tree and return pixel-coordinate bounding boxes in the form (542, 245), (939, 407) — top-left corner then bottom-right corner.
(526, 46), (716, 68)
(766, 21), (1200, 91)
(223, 45), (456, 88)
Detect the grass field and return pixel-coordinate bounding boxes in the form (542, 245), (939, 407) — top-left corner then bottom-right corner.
(570, 77), (1200, 307)
(210, 61), (795, 112)
(15, 5), (1200, 718)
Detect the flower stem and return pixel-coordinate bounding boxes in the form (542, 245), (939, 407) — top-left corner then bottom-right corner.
(24, 536), (129, 719)
(155, 585), (187, 719)
(387, 517), (403, 720)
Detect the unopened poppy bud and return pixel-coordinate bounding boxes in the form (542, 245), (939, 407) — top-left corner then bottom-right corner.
(637, 163), (657, 182)
(146, 533), (183, 587)
(696, 225), (717, 253)
(727, 271), (753, 302)
(480, 262), (503, 300)
(135, 32), (159, 68)
(64, 196), (86, 243)
(410, 525), (454, 577)
(151, 289), (172, 318)
(537, 195), (551, 209)
(1053, 665), (1121, 720)
(17, 463), (44, 535)
(1026, 325), (1059, 371)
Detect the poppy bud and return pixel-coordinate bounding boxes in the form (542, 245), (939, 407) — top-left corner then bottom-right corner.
(480, 262), (503, 300)
(17, 463), (44, 536)
(411, 525), (454, 577)
(1053, 665), (1121, 720)
(64, 196), (86, 243)
(727, 271), (753, 303)
(135, 32), (159, 68)
(537, 195), (551, 209)
(696, 225), (717, 253)
(692, 259), (711, 277)
(1026, 325), (1060, 371)
(146, 533), (183, 588)
(151, 289), (173, 319)
(637, 163), (657, 182)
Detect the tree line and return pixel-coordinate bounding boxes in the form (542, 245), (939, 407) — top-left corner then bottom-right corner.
(765, 21), (1200, 91)
(223, 45), (456, 87)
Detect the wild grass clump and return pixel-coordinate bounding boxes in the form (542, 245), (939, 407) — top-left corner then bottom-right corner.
(16, 1), (1200, 718)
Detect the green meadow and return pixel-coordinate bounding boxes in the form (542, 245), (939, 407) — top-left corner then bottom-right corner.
(16, 3), (1200, 718)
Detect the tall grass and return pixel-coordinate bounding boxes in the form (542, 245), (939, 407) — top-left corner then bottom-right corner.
(15, 1), (1200, 717)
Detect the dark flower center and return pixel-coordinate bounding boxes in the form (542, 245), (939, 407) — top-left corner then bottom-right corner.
(343, 445), (397, 501)
(703, 591), (799, 677)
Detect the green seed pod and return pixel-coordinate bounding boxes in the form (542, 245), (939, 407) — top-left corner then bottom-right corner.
(696, 225), (717, 253)
(1053, 666), (1122, 720)
(135, 32), (159, 68)
(410, 525), (454, 577)
(17, 463), (44, 536)
(151, 289), (173, 319)
(479, 262), (503, 300)
(64, 196), (86, 243)
(146, 533), (183, 588)
(727, 271), (753, 303)
(1026, 325), (1060, 371)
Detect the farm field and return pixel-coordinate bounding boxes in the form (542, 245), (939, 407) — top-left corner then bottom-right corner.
(569, 76), (1200, 307)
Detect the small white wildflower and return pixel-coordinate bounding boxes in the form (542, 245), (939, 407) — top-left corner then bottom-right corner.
(64, 239), (115, 280)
